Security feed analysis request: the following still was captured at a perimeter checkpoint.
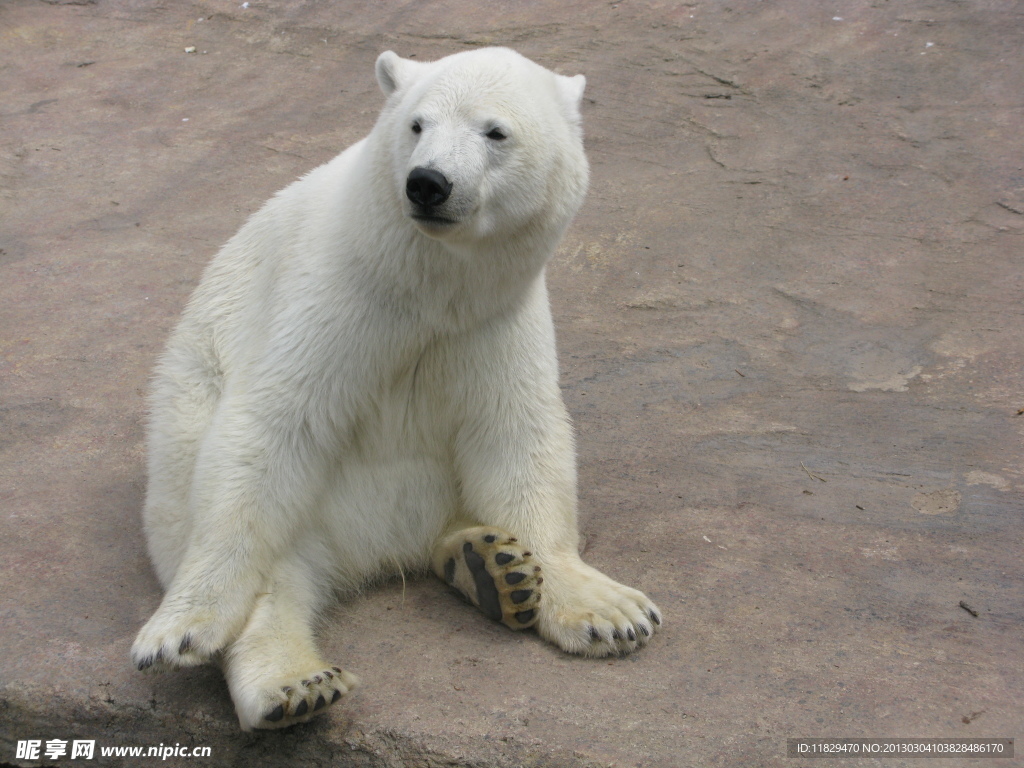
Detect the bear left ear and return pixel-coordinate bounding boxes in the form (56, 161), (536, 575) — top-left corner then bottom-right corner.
(376, 51), (421, 97)
(555, 73), (586, 111)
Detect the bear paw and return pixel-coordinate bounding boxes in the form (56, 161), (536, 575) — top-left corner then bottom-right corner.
(435, 527), (542, 630)
(245, 666), (360, 731)
(534, 559), (662, 657)
(132, 603), (230, 672)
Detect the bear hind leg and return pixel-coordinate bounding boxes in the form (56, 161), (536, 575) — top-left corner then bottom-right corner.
(430, 525), (543, 630)
(222, 550), (359, 731)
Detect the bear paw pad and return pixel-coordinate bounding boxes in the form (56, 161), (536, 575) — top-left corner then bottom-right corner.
(256, 666), (359, 730)
(438, 527), (542, 630)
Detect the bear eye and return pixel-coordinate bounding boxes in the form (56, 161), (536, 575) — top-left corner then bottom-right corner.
(411, 120), (422, 135)
(485, 127), (507, 141)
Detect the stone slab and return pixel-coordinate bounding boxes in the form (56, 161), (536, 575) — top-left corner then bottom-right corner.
(1, 1), (1021, 766)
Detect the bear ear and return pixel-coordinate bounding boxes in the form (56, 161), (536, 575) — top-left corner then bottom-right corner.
(555, 73), (586, 111)
(375, 51), (421, 97)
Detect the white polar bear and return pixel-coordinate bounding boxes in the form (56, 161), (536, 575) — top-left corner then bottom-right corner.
(132, 47), (661, 731)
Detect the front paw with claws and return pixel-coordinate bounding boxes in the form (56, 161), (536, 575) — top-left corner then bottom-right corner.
(132, 607), (226, 672)
(535, 558), (662, 657)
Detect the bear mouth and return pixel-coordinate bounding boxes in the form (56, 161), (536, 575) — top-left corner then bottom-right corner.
(411, 213), (458, 228)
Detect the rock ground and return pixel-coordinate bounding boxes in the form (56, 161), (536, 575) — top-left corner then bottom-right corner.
(1, 1), (1022, 766)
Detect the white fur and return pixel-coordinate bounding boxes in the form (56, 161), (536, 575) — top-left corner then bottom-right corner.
(133, 47), (660, 731)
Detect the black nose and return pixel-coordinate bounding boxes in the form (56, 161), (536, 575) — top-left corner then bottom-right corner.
(406, 167), (453, 208)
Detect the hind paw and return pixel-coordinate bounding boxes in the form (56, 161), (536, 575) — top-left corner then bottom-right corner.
(433, 526), (542, 630)
(245, 666), (359, 730)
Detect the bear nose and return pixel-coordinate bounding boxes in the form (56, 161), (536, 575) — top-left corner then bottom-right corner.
(406, 167), (453, 208)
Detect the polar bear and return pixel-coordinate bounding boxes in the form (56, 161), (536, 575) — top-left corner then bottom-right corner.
(132, 47), (661, 731)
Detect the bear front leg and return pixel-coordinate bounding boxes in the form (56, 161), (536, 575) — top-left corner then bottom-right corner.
(449, 295), (662, 657)
(451, 402), (662, 656)
(132, 405), (330, 672)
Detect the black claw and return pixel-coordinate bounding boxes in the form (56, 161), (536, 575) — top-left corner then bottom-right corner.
(588, 626), (600, 641)
(494, 552), (515, 566)
(504, 571), (526, 585)
(301, 678), (311, 687)
(178, 635), (193, 655)
(137, 656), (153, 671)
(649, 610), (661, 625)
(483, 534), (496, 543)
(293, 699), (309, 717)
(265, 705), (285, 722)
(331, 689), (343, 703)
(313, 694), (327, 711)
(627, 627), (637, 641)
(639, 624), (650, 637)
(514, 609), (535, 624)
(323, 670), (333, 679)
(332, 666), (343, 675)
(612, 630), (622, 641)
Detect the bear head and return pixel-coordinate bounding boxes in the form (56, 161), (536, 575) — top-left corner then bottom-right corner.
(373, 47), (589, 244)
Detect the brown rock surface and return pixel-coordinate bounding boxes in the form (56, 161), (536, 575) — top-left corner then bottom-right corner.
(2, 1), (1021, 766)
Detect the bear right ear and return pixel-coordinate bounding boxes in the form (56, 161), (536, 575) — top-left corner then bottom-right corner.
(554, 73), (586, 127)
(375, 51), (421, 97)
(556, 73), (586, 110)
